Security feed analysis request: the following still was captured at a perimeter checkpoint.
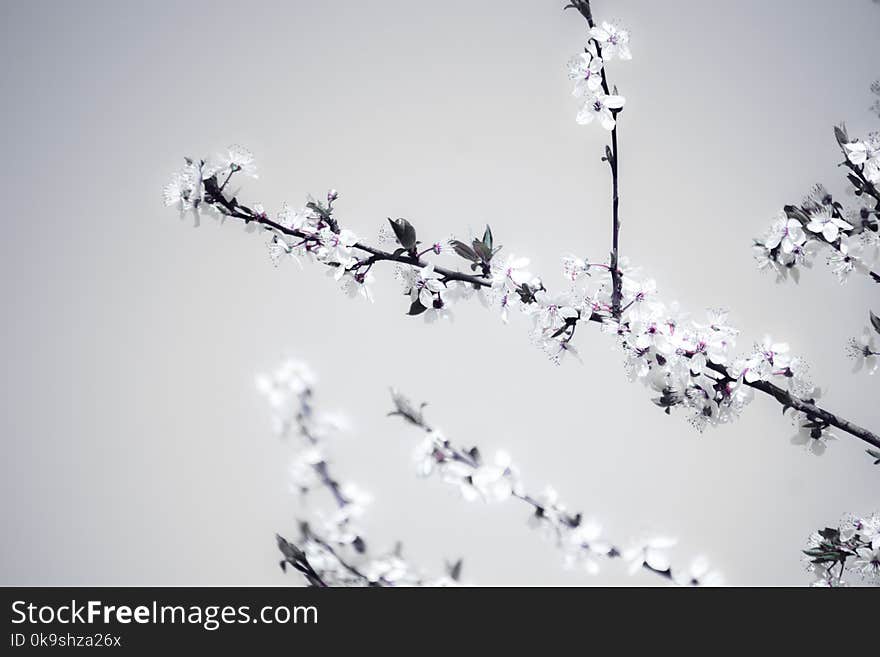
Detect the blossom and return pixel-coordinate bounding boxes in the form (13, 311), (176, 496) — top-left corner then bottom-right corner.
(576, 92), (625, 130)
(844, 138), (880, 183)
(491, 254), (531, 291)
(623, 536), (677, 575)
(568, 47), (604, 96)
(277, 202), (317, 232)
(267, 234), (293, 266)
(790, 416), (837, 456)
(804, 207), (852, 243)
(674, 556), (724, 586)
(561, 255), (592, 282)
(826, 238), (861, 284)
(339, 268), (375, 302)
(163, 160), (202, 211)
(589, 21), (632, 61)
(852, 545), (880, 581)
(409, 264), (446, 308)
(469, 451), (520, 502)
(218, 144), (258, 178)
(764, 215), (806, 254)
(529, 289), (579, 331)
(289, 446), (325, 491)
(316, 227), (358, 266)
(846, 329), (878, 375)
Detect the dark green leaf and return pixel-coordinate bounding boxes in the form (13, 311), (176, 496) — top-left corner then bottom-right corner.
(451, 239), (479, 262)
(388, 218), (417, 250)
(818, 528), (839, 541)
(472, 239), (490, 263)
(870, 311), (880, 335)
(482, 225), (493, 252)
(407, 299), (427, 316)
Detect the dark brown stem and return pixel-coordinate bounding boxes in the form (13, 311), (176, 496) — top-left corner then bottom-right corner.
(390, 397), (675, 582)
(203, 170), (880, 453)
(568, 0), (622, 315)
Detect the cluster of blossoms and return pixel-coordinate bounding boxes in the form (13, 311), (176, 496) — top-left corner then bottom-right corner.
(752, 122), (879, 286)
(163, 0), (880, 588)
(389, 391), (723, 585)
(751, 119), (880, 379)
(163, 145), (871, 454)
(567, 21), (629, 130)
(258, 358), (460, 586)
(803, 512), (880, 587)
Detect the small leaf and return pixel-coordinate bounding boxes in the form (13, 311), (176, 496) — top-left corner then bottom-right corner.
(482, 225), (493, 252)
(472, 239), (491, 263)
(447, 559), (463, 582)
(834, 124), (848, 146)
(388, 218), (417, 250)
(276, 533), (305, 563)
(818, 528), (839, 541)
(407, 299), (427, 316)
(870, 311), (880, 335)
(451, 239), (479, 262)
(866, 448), (880, 465)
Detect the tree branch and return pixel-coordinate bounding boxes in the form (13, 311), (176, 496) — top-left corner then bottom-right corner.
(389, 390), (722, 585)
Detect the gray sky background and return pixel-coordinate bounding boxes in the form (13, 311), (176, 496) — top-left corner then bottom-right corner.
(1, 0), (879, 585)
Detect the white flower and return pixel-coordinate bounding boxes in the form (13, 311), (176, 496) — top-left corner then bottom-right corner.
(764, 215), (806, 254)
(752, 243), (785, 279)
(316, 227), (358, 266)
(163, 161), (202, 211)
(846, 329), (878, 375)
(789, 412), (837, 456)
(414, 434), (441, 477)
(844, 138), (880, 183)
(826, 238), (861, 284)
(857, 514), (880, 550)
(469, 451), (519, 502)
(589, 21), (632, 61)
(576, 92), (626, 130)
(410, 264), (446, 308)
(218, 144), (258, 178)
(852, 545), (880, 581)
(491, 254), (531, 291)
(267, 234), (293, 267)
(530, 289), (579, 331)
(289, 447), (325, 491)
(339, 268), (375, 302)
(278, 202), (317, 232)
(674, 556), (724, 586)
(805, 207), (852, 243)
(624, 536), (677, 575)
(568, 48), (604, 96)
(562, 255), (591, 282)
